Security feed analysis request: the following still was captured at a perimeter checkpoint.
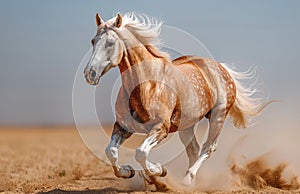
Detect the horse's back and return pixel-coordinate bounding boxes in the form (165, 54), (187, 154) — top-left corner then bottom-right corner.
(172, 55), (237, 114)
(172, 55), (208, 66)
(172, 55), (217, 104)
(172, 55), (219, 76)
(172, 56), (219, 90)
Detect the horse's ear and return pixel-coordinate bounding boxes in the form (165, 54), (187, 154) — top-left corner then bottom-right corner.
(115, 13), (122, 28)
(96, 13), (103, 26)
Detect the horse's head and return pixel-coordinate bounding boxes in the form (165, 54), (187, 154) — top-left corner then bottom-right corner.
(84, 13), (124, 85)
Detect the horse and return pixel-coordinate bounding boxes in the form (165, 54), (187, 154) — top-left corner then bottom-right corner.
(84, 12), (268, 190)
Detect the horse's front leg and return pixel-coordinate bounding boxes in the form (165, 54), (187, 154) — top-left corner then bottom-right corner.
(105, 122), (135, 178)
(135, 122), (169, 177)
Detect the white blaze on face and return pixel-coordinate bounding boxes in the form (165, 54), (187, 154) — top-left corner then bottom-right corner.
(84, 13), (124, 85)
(85, 28), (123, 84)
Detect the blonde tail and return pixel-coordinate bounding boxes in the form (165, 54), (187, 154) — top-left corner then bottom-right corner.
(220, 64), (272, 128)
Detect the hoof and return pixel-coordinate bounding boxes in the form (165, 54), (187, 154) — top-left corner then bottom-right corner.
(181, 172), (195, 186)
(160, 165), (167, 177)
(122, 165), (135, 178)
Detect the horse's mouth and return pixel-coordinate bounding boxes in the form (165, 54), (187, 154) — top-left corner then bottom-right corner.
(85, 76), (100, 86)
(90, 78), (100, 85)
(100, 63), (113, 77)
(88, 81), (99, 85)
(87, 66), (112, 85)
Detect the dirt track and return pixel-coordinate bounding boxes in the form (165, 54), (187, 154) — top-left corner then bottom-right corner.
(0, 127), (299, 194)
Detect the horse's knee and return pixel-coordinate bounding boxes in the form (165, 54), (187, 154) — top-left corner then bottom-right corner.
(135, 148), (147, 163)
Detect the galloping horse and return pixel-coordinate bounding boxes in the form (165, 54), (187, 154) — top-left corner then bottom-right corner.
(84, 12), (268, 190)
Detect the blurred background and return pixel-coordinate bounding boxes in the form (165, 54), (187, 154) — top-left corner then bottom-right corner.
(0, 0), (299, 127)
(1, 1), (300, 192)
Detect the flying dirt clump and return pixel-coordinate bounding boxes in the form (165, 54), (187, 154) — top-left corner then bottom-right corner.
(231, 157), (300, 190)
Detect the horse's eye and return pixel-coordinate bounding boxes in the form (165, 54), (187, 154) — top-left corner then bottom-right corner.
(105, 39), (114, 47)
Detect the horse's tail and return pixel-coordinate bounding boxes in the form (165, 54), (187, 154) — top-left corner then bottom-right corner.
(220, 63), (272, 128)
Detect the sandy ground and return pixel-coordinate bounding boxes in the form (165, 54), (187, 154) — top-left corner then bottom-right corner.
(0, 126), (299, 194)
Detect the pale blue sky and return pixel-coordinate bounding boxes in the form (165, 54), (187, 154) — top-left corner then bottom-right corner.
(0, 1), (299, 125)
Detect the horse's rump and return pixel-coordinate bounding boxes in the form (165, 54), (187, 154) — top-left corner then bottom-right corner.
(172, 55), (266, 128)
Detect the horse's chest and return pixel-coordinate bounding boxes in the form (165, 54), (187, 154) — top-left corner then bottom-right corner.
(129, 94), (150, 123)
(128, 83), (154, 123)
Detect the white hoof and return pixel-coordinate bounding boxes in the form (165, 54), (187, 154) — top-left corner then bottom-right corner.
(116, 165), (135, 178)
(181, 172), (195, 186)
(145, 162), (167, 177)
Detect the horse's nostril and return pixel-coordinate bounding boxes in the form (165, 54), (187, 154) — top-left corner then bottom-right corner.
(90, 70), (96, 79)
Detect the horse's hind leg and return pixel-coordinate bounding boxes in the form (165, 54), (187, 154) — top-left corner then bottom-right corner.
(182, 106), (226, 185)
(179, 126), (200, 185)
(201, 106), (227, 158)
(105, 122), (135, 178)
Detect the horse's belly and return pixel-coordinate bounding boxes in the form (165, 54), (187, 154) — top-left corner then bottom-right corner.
(117, 114), (151, 134)
(168, 96), (211, 133)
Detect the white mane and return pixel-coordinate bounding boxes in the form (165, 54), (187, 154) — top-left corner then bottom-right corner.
(112, 12), (171, 61)
(122, 13), (162, 46)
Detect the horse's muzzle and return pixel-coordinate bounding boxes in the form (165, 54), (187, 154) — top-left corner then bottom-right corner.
(84, 68), (100, 85)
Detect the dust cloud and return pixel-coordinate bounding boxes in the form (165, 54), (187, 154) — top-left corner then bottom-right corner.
(128, 112), (300, 192)
(231, 155), (299, 190)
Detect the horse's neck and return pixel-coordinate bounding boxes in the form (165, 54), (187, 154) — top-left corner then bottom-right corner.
(118, 44), (165, 95)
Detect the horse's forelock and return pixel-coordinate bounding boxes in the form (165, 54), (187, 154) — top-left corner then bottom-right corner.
(108, 12), (170, 62)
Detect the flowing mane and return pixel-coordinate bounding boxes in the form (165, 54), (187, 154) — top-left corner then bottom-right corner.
(122, 13), (162, 46)
(119, 12), (171, 61)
